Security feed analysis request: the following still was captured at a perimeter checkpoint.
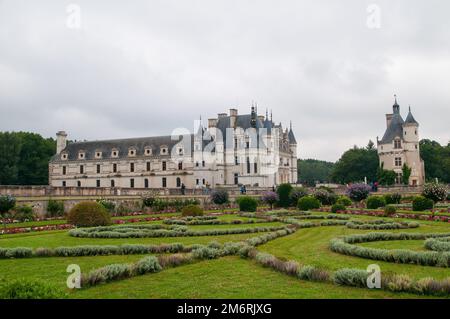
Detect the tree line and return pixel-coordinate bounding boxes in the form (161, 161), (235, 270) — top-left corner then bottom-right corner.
(298, 139), (450, 185)
(0, 132), (55, 185)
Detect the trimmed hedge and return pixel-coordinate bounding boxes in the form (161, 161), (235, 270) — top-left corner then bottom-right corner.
(331, 203), (346, 214)
(346, 220), (419, 230)
(366, 196), (386, 209)
(297, 196), (321, 211)
(424, 237), (450, 252)
(412, 196), (434, 211)
(237, 196), (258, 212)
(181, 205), (204, 217)
(330, 232), (450, 267)
(67, 201), (111, 227)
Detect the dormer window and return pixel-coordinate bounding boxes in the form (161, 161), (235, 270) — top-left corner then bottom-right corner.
(128, 148), (136, 157)
(394, 139), (401, 149)
(61, 152), (68, 160)
(144, 147), (152, 156)
(78, 151), (85, 160)
(160, 146), (168, 155)
(95, 151), (102, 159)
(178, 148), (183, 155)
(111, 149), (119, 158)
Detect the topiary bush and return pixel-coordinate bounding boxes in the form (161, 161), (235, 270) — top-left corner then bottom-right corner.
(422, 183), (448, 203)
(276, 183), (293, 207)
(313, 189), (337, 206)
(384, 193), (402, 205)
(384, 205), (397, 216)
(261, 191), (278, 209)
(237, 196), (258, 212)
(366, 196), (386, 209)
(210, 189), (229, 206)
(67, 201), (112, 227)
(181, 204), (204, 217)
(336, 196), (352, 207)
(289, 187), (308, 206)
(346, 183), (371, 202)
(297, 196), (321, 211)
(412, 196), (434, 211)
(47, 199), (65, 217)
(331, 203), (346, 214)
(0, 279), (67, 299)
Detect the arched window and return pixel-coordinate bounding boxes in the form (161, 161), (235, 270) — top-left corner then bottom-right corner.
(176, 177), (181, 187)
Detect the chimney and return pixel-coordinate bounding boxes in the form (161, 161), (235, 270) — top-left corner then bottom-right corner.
(386, 114), (393, 127)
(230, 108), (237, 128)
(218, 113), (227, 118)
(208, 118), (218, 128)
(56, 131), (67, 154)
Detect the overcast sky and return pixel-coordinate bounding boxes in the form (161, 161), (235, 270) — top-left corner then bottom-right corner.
(0, 0), (449, 162)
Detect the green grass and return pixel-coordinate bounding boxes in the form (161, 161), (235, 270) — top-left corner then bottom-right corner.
(1, 210), (449, 299)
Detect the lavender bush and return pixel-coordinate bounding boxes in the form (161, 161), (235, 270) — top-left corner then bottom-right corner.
(346, 184), (371, 202)
(261, 191), (279, 209)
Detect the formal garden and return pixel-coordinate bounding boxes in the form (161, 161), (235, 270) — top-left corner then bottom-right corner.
(0, 183), (449, 299)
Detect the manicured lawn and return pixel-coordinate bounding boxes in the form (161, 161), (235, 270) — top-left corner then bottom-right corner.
(1, 210), (449, 299)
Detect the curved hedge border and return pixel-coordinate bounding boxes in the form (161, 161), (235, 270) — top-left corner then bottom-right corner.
(346, 220), (420, 230)
(163, 216), (269, 226)
(68, 224), (290, 239)
(292, 215), (350, 221)
(330, 232), (450, 267)
(424, 237), (450, 252)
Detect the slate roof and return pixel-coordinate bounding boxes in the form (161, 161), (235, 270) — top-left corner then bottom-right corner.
(51, 135), (192, 161)
(380, 112), (404, 144)
(288, 129), (297, 144)
(404, 107), (419, 125)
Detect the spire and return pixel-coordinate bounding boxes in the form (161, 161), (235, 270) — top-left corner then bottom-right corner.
(405, 105), (419, 125)
(270, 110), (273, 122)
(288, 121), (297, 144)
(393, 94), (400, 114)
(266, 108), (269, 120)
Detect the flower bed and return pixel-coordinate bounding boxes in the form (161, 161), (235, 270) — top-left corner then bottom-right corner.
(0, 224), (74, 235)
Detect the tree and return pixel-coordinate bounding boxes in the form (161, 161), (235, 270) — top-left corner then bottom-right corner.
(419, 139), (450, 183)
(297, 159), (335, 186)
(331, 142), (379, 184)
(402, 164), (412, 185)
(377, 164), (396, 186)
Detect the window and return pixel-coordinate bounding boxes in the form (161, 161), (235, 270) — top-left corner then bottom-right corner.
(395, 172), (403, 184)
(162, 161), (167, 171)
(178, 162), (183, 170)
(195, 162), (199, 167)
(234, 173), (239, 185)
(113, 163), (117, 173)
(202, 160), (205, 167)
(96, 164), (101, 174)
(162, 177), (167, 188)
(96, 180), (100, 188)
(395, 157), (402, 167)
(80, 165), (84, 174)
(202, 179), (205, 185)
(111, 150), (118, 158)
(128, 148), (136, 157)
(176, 177), (181, 187)
(95, 152), (102, 159)
(146, 162), (151, 171)
(130, 178), (135, 188)
(78, 152), (85, 159)
(415, 130), (417, 135)
(62, 166), (66, 175)
(178, 148), (183, 155)
(234, 138), (238, 149)
(196, 179), (200, 185)
(160, 147), (168, 155)
(234, 156), (238, 165)
(130, 163), (134, 172)
(144, 178), (149, 188)
(246, 157), (250, 174)
(145, 148), (152, 156)
(61, 153), (68, 160)
(254, 162), (258, 174)
(246, 141), (250, 149)
(62, 181), (66, 187)
(415, 144), (418, 150)
(77, 181), (81, 187)
(111, 180), (115, 187)
(394, 139), (402, 149)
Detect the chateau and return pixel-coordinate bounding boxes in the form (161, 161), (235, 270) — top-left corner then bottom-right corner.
(377, 97), (425, 186)
(49, 107), (298, 189)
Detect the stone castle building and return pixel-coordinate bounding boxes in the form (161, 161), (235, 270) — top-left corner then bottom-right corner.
(377, 97), (425, 186)
(49, 107), (298, 189)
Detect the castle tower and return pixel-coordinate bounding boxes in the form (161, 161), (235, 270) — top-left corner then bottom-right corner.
(377, 97), (425, 186)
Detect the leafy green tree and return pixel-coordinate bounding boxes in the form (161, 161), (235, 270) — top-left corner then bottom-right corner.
(402, 164), (412, 185)
(377, 164), (396, 186)
(0, 132), (22, 184)
(331, 141), (379, 184)
(297, 159), (335, 186)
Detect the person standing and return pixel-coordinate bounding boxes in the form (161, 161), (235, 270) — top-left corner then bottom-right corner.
(181, 183), (186, 195)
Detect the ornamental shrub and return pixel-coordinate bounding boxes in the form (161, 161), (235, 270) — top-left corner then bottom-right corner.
(237, 196), (258, 212)
(297, 196), (321, 211)
(210, 189), (229, 206)
(313, 189), (337, 206)
(384, 205), (397, 216)
(346, 184), (371, 202)
(297, 265), (330, 282)
(331, 203), (346, 214)
(181, 204), (204, 217)
(13, 205), (35, 222)
(191, 246), (222, 259)
(47, 199), (65, 217)
(0, 195), (16, 214)
(333, 268), (368, 288)
(366, 196), (386, 209)
(336, 196), (352, 207)
(261, 191), (279, 209)
(0, 279), (67, 299)
(67, 201), (111, 227)
(289, 187), (309, 205)
(384, 193), (402, 205)
(97, 199), (115, 213)
(276, 183), (293, 207)
(412, 196), (434, 211)
(422, 183), (448, 203)
(133, 256), (162, 274)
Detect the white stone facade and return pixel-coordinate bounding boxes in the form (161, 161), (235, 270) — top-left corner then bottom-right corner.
(49, 108), (298, 189)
